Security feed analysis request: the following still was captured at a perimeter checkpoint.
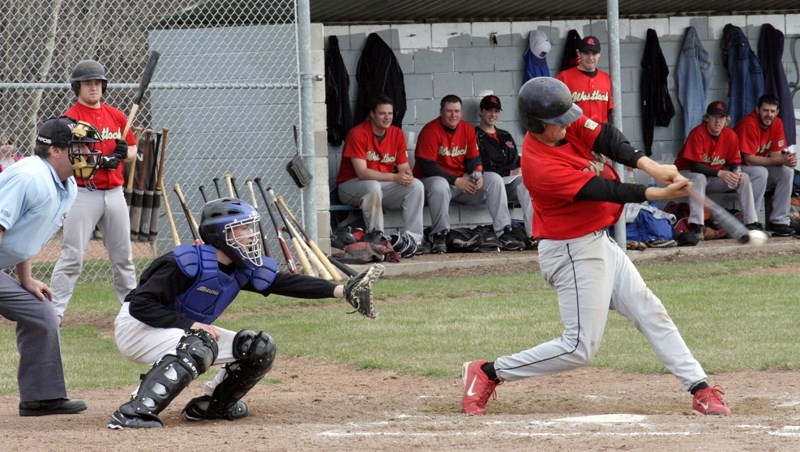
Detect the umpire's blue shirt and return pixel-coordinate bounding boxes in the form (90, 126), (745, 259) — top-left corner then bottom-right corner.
(0, 156), (77, 268)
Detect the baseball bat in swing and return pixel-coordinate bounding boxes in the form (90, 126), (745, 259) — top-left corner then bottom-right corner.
(138, 131), (161, 242)
(687, 187), (751, 244)
(244, 179), (272, 258)
(173, 183), (201, 244)
(253, 177), (297, 274)
(125, 126), (143, 208)
(149, 128), (169, 243)
(122, 51), (160, 139)
(276, 195), (343, 281)
(268, 190), (315, 277)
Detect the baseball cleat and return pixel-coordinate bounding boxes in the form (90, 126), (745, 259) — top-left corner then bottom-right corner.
(461, 360), (499, 416)
(692, 386), (731, 416)
(107, 410), (164, 429)
(181, 395), (249, 421)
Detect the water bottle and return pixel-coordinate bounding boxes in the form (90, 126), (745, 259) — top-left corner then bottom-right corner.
(727, 167), (741, 189)
(471, 170), (482, 182)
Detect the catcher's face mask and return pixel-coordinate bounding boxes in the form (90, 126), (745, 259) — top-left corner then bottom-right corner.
(224, 217), (263, 268)
(68, 121), (102, 180)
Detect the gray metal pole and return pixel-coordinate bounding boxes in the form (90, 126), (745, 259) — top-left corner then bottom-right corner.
(296, 0), (318, 240)
(607, 0), (627, 249)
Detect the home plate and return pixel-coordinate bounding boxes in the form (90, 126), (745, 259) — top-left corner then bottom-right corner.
(552, 414), (646, 424)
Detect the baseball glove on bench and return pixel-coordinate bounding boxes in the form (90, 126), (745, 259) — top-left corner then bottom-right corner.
(343, 264), (384, 319)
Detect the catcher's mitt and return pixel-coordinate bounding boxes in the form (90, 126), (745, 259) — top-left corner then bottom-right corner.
(343, 264), (384, 319)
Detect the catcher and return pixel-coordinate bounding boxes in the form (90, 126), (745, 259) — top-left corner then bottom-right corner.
(108, 197), (382, 429)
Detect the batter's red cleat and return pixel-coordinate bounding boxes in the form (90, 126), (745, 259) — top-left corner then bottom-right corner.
(461, 360), (499, 415)
(692, 386), (731, 415)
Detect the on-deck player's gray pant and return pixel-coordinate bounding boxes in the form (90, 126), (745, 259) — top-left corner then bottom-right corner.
(741, 164), (794, 226)
(421, 172), (511, 237)
(679, 170), (759, 226)
(506, 176), (534, 237)
(50, 186), (137, 319)
(337, 178), (425, 244)
(494, 230), (708, 391)
(0, 272), (68, 402)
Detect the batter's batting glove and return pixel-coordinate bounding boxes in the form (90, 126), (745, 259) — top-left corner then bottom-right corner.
(113, 139), (128, 160)
(343, 264), (385, 319)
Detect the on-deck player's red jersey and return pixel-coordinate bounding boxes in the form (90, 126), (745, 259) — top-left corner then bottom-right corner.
(520, 115), (621, 239)
(674, 124), (741, 171)
(336, 120), (409, 184)
(412, 118), (479, 178)
(734, 110), (787, 157)
(64, 102), (136, 189)
(556, 67), (614, 123)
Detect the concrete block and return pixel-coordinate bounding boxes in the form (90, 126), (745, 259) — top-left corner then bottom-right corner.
(668, 17), (707, 40)
(432, 23), (472, 48)
(494, 46), (523, 71)
(310, 24), (324, 51)
(314, 130), (328, 156)
(414, 48), (454, 73)
(472, 22), (512, 47)
(395, 23), (432, 49)
(414, 100), (440, 127)
(404, 74), (433, 101)
(311, 49), (325, 75)
(323, 25), (350, 46)
(395, 50), (414, 74)
(708, 16), (744, 40)
(340, 50), (361, 76)
(550, 19), (592, 40)
(350, 26), (394, 51)
(454, 47), (492, 72)
(458, 203), (493, 225)
(786, 14), (800, 35)
(473, 72), (515, 97)
(433, 73), (473, 98)
(747, 15), (786, 36)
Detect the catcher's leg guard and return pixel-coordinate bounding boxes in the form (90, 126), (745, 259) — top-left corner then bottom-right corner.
(110, 330), (218, 429)
(182, 330), (275, 421)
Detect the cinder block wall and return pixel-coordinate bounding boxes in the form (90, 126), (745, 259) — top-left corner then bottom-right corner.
(317, 14), (800, 235)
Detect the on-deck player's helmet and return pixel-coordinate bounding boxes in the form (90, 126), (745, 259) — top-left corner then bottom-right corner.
(70, 60), (108, 95)
(517, 77), (583, 134)
(36, 116), (102, 180)
(199, 198), (263, 269)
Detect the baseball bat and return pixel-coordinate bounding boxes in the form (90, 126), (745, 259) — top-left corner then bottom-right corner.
(246, 180), (258, 208)
(125, 126), (143, 207)
(129, 129), (151, 240)
(212, 177), (221, 198)
(161, 187), (181, 246)
(149, 127), (169, 243)
(253, 177), (297, 274)
(198, 185), (208, 202)
(328, 254), (359, 278)
(122, 51), (160, 138)
(138, 131), (160, 242)
(688, 187), (750, 244)
(275, 195), (338, 281)
(230, 176), (241, 199)
(174, 183), (201, 244)
(267, 189), (317, 277)
(243, 179), (272, 258)
(224, 173), (235, 198)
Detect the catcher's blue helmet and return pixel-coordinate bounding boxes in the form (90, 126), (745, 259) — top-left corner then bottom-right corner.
(199, 198), (263, 269)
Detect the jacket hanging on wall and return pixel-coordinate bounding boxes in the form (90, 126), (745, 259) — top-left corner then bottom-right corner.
(640, 28), (675, 156)
(721, 24), (764, 126)
(676, 26), (715, 139)
(559, 29), (582, 71)
(758, 23), (796, 146)
(354, 33), (406, 127)
(523, 30), (551, 83)
(325, 35), (353, 146)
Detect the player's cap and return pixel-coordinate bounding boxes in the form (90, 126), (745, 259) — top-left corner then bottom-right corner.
(480, 95), (502, 111)
(36, 117), (77, 147)
(706, 101), (729, 117)
(579, 36), (601, 53)
(528, 30), (552, 59)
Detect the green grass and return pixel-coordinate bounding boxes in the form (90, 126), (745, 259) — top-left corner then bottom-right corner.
(1, 254), (797, 395)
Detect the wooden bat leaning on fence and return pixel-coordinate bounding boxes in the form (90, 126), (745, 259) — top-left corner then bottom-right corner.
(273, 194), (332, 280)
(173, 183), (201, 244)
(129, 130), (151, 240)
(269, 190), (316, 277)
(149, 128), (169, 243)
(252, 177), (297, 274)
(138, 131), (161, 242)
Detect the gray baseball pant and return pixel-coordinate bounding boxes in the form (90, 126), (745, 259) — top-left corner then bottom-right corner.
(422, 172), (511, 237)
(337, 178), (425, 244)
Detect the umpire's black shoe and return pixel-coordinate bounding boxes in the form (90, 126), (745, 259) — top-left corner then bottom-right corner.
(182, 395), (249, 421)
(19, 398), (87, 416)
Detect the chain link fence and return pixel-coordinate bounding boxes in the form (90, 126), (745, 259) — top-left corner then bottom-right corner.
(1, 0), (310, 280)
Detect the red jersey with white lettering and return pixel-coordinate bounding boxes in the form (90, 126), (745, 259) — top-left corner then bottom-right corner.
(521, 115), (621, 239)
(412, 118), (479, 178)
(336, 120), (409, 184)
(734, 111), (787, 157)
(64, 102), (136, 189)
(674, 124), (740, 171)
(556, 67), (614, 123)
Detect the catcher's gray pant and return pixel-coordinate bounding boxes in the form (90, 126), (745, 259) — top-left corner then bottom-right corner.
(0, 272), (69, 402)
(679, 170), (759, 225)
(494, 230), (707, 391)
(505, 176), (533, 237)
(337, 178), (425, 244)
(422, 172), (511, 237)
(741, 164), (794, 225)
(114, 303), (239, 398)
(50, 186), (137, 319)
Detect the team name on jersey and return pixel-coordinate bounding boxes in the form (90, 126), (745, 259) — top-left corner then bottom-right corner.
(571, 90), (609, 102)
(196, 286), (220, 296)
(437, 145), (468, 158)
(99, 127), (122, 141)
(366, 150), (397, 164)
(703, 155), (727, 166)
(754, 140), (776, 156)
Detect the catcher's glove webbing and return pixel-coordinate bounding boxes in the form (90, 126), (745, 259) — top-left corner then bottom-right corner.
(343, 264), (384, 319)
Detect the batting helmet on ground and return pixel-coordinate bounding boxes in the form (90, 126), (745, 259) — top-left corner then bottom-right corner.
(517, 77), (582, 133)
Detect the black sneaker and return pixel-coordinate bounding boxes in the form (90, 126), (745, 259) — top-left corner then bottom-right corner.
(19, 398), (87, 417)
(415, 241), (431, 255)
(745, 222), (765, 231)
(498, 227), (525, 251)
(688, 223), (704, 241)
(107, 409), (163, 429)
(431, 230), (448, 254)
(182, 395), (249, 421)
(766, 223), (794, 237)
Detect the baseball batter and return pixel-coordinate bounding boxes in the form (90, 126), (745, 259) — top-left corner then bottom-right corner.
(50, 60), (138, 321)
(461, 77), (730, 417)
(556, 36), (614, 123)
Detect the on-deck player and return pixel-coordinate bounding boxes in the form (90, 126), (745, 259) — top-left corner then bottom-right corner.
(556, 35), (614, 123)
(461, 77), (730, 417)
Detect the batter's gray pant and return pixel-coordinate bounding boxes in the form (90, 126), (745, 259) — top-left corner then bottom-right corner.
(494, 230), (707, 391)
(679, 171), (759, 225)
(506, 176), (533, 237)
(337, 178), (425, 244)
(0, 272), (68, 402)
(50, 186), (137, 319)
(741, 164), (794, 226)
(421, 172), (511, 237)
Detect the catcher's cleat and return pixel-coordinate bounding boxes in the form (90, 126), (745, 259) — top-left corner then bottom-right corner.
(692, 386), (731, 416)
(343, 264), (384, 318)
(182, 396), (249, 421)
(461, 360), (499, 416)
(107, 410), (164, 429)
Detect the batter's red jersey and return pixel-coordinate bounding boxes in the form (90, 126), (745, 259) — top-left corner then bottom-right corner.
(64, 102), (136, 189)
(412, 118), (479, 178)
(674, 124), (741, 171)
(521, 115), (621, 239)
(556, 67), (614, 123)
(734, 111), (787, 157)
(336, 120), (409, 184)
